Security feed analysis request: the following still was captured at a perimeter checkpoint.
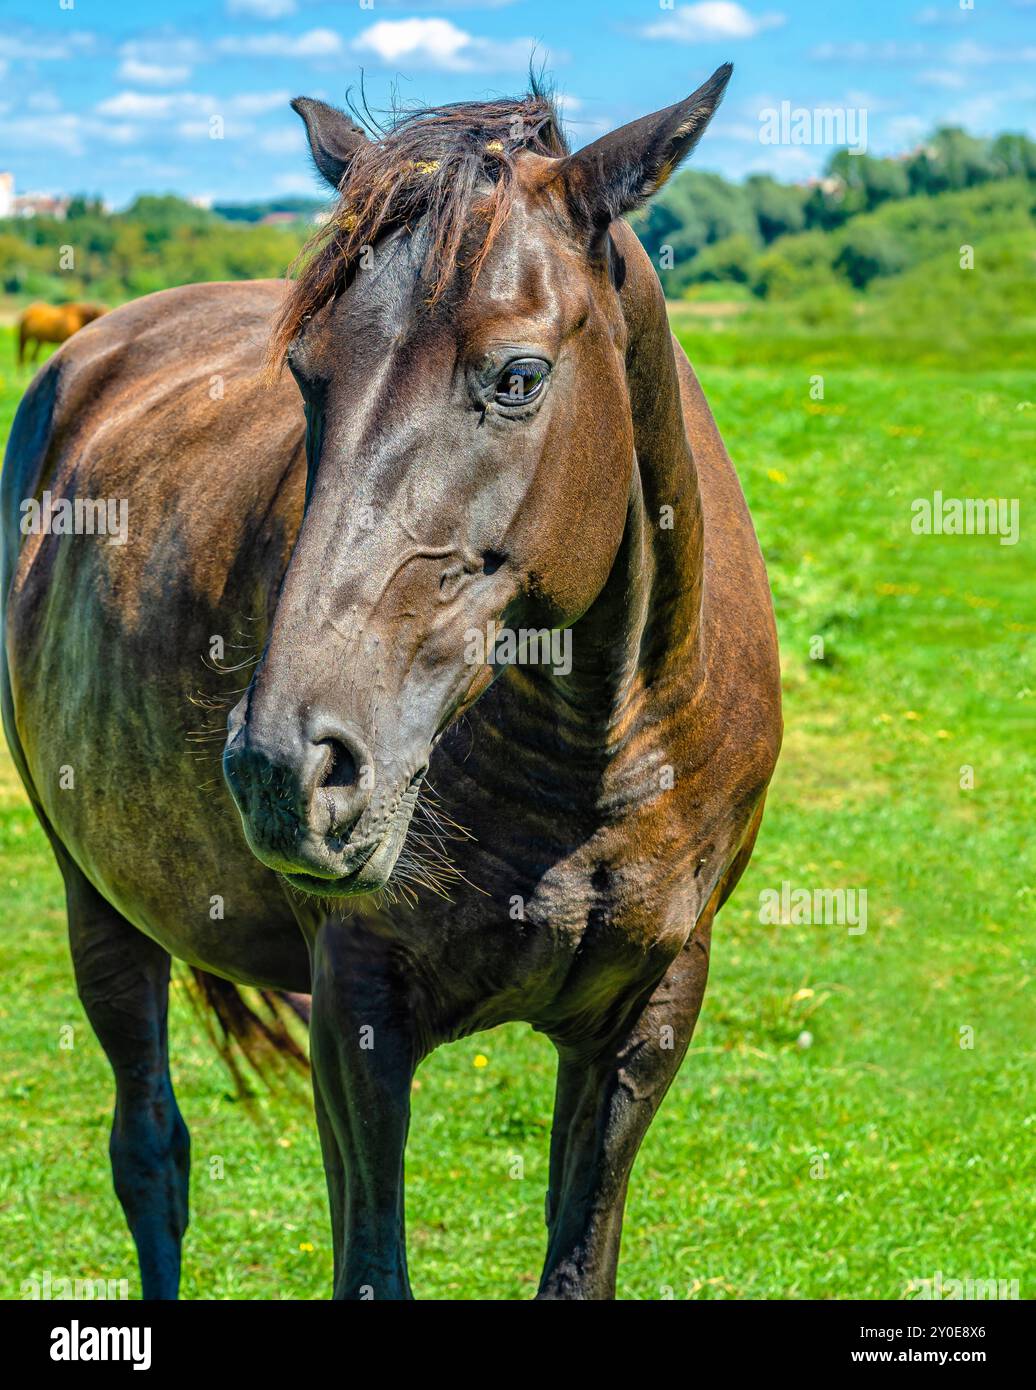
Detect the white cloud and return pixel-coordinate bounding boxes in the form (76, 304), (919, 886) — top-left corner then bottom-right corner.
(549, 94), (617, 141)
(914, 4), (968, 24)
(0, 32), (95, 62)
(97, 91), (184, 119)
(916, 69), (968, 90)
(724, 142), (820, 179)
(640, 3), (785, 42)
(119, 37), (206, 66)
(718, 119), (764, 143)
(884, 114), (927, 145)
(27, 90), (62, 113)
(0, 111), (139, 156)
(216, 28), (343, 59)
(810, 41), (928, 62)
(258, 126), (305, 154)
(119, 28), (345, 68)
(177, 119), (255, 140)
(0, 114), (84, 154)
(760, 146), (817, 176)
(228, 0), (297, 16)
(118, 59), (192, 86)
(945, 40), (1036, 65)
(945, 40), (997, 66)
(380, 0), (522, 7)
(843, 89), (894, 113)
(354, 18), (468, 66)
(99, 123), (142, 147)
(945, 93), (1004, 130)
(352, 18), (541, 72)
(232, 89), (291, 114)
(97, 89), (289, 120)
(272, 171), (320, 194)
(118, 154), (188, 178)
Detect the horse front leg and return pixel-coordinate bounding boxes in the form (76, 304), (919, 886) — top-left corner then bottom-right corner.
(62, 858), (190, 1300)
(309, 921), (418, 1300)
(538, 920), (713, 1300)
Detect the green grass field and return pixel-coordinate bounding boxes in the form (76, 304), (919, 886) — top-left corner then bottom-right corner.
(1, 317), (1033, 1300)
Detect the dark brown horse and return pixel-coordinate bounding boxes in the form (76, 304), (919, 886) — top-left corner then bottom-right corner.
(1, 65), (781, 1299)
(17, 301), (108, 366)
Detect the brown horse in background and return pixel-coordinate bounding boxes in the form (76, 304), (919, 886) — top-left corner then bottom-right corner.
(17, 301), (108, 365)
(2, 65), (782, 1299)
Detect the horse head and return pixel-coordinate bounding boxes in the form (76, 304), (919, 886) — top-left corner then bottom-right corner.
(223, 67), (731, 897)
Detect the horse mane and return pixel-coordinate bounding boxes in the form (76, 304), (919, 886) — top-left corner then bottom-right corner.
(264, 80), (569, 374)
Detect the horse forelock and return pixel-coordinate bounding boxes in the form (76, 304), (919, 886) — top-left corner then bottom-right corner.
(264, 87), (569, 375)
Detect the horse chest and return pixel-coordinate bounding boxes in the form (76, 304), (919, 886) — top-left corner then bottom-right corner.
(370, 824), (703, 1041)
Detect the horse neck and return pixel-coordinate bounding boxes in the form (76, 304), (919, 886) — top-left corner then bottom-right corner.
(532, 270), (706, 739)
(446, 264), (705, 815)
(473, 272), (704, 814)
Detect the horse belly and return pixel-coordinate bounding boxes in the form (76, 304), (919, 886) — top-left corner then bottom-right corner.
(3, 288), (311, 990)
(9, 565), (309, 988)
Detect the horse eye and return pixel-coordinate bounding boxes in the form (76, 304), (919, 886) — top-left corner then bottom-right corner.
(494, 359), (549, 407)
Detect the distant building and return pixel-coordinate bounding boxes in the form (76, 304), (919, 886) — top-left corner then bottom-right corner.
(17, 193), (70, 219)
(259, 211), (299, 226)
(1, 173), (70, 220)
(804, 174), (846, 199)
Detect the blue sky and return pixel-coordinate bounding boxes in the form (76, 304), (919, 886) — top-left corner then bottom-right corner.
(1, 0), (1034, 206)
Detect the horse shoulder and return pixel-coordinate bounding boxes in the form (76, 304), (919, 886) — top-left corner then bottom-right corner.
(670, 336), (783, 800)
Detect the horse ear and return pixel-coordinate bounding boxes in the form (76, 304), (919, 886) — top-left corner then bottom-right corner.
(560, 63), (732, 229)
(291, 97), (368, 191)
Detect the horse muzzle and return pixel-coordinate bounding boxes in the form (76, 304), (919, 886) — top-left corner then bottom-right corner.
(222, 696), (425, 896)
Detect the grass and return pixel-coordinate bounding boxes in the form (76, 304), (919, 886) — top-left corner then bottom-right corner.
(1, 316), (1034, 1300)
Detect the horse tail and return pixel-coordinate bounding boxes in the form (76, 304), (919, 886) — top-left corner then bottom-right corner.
(17, 319), (27, 366)
(181, 967), (310, 1095)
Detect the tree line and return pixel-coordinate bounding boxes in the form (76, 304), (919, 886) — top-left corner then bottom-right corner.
(1, 125), (1033, 310)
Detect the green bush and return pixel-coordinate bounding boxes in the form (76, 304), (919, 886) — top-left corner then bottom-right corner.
(834, 224), (909, 288)
(752, 230), (837, 299)
(684, 233), (760, 285)
(0, 197), (308, 310)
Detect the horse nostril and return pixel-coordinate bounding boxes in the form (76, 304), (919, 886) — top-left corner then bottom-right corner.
(317, 739), (359, 790)
(304, 720), (374, 832)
